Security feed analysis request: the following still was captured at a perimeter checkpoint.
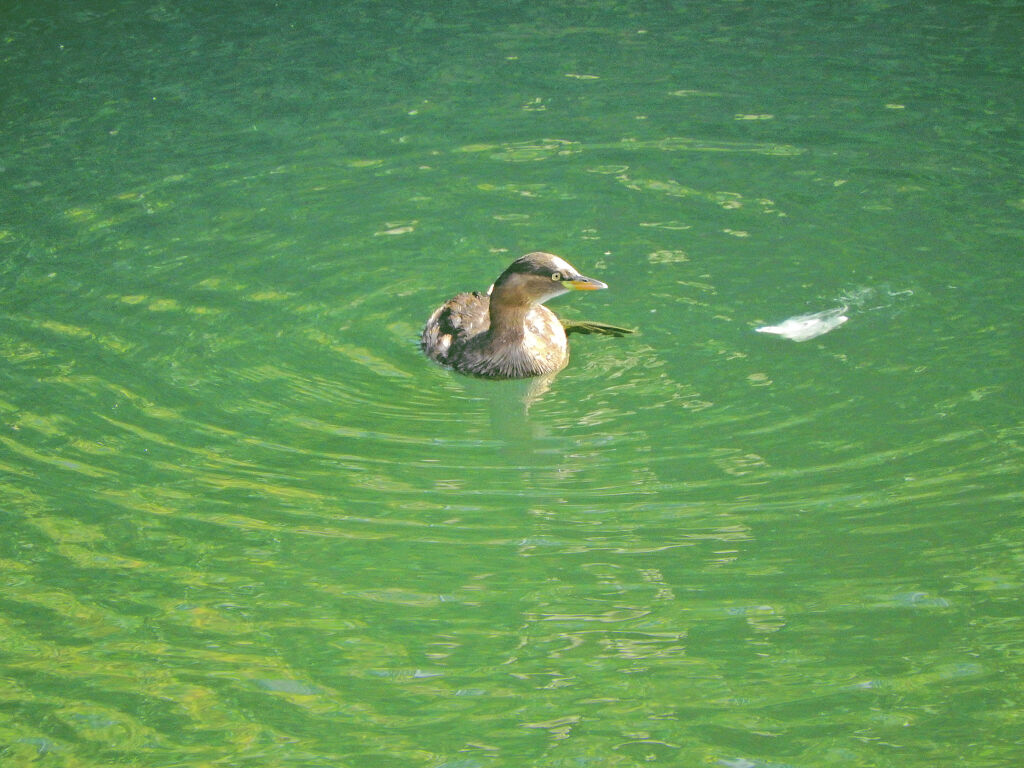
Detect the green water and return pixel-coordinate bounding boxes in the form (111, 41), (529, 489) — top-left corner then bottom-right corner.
(2, 1), (1022, 765)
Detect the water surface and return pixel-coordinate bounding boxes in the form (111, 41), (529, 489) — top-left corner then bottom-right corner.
(2, 1), (1022, 766)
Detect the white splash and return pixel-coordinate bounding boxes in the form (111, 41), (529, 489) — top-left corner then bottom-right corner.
(756, 307), (848, 342)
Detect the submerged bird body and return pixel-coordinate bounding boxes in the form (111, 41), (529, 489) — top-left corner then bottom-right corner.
(421, 252), (610, 378)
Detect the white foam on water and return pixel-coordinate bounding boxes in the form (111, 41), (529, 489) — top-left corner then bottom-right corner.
(755, 285), (913, 342)
(756, 307), (849, 342)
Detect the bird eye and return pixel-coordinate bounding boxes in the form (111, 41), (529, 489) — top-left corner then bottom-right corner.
(551, 272), (562, 281)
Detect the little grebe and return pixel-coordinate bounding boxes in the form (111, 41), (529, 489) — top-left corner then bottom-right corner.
(421, 252), (621, 378)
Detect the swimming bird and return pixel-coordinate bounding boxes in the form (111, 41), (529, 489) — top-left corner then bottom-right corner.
(421, 251), (632, 378)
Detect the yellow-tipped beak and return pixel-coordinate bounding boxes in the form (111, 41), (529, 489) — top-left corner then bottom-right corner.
(564, 275), (608, 291)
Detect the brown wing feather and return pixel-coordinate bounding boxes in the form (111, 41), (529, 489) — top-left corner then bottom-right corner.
(420, 291), (490, 365)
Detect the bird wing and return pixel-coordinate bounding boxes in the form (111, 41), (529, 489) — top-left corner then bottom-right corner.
(421, 292), (491, 362)
(434, 292), (490, 338)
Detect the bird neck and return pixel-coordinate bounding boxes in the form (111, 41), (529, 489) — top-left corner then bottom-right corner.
(487, 297), (530, 342)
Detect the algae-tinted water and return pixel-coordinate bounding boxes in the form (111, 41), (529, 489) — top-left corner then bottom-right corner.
(2, 1), (1022, 766)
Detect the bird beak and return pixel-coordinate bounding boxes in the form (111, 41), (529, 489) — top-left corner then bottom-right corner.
(563, 274), (608, 291)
